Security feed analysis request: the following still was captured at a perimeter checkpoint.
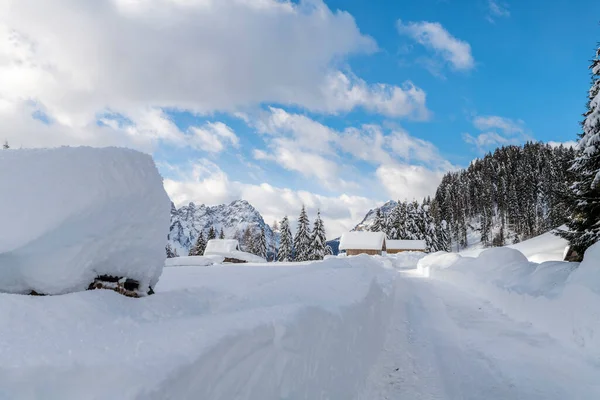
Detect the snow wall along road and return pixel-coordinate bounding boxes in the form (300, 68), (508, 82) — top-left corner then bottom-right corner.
(0, 147), (171, 295)
(419, 242), (600, 359)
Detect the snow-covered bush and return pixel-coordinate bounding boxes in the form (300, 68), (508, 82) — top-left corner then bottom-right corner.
(0, 147), (171, 295)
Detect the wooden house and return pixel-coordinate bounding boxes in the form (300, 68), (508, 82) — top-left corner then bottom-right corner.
(339, 232), (387, 256)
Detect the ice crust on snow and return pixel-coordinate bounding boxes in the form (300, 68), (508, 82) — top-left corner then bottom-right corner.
(0, 256), (394, 399)
(0, 147), (171, 294)
(419, 239), (600, 357)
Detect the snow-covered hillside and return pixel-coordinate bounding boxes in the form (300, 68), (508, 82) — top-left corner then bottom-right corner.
(353, 200), (397, 231)
(168, 200), (276, 256)
(0, 147), (171, 295)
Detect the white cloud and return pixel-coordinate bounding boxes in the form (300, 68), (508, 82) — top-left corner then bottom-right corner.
(473, 115), (524, 134)
(376, 163), (445, 202)
(548, 140), (577, 149)
(190, 122), (239, 153)
(163, 160), (378, 238)
(318, 71), (430, 119)
(487, 0), (510, 23)
(464, 114), (534, 152)
(250, 108), (452, 198)
(462, 131), (512, 150)
(0, 0), (430, 149)
(397, 20), (474, 71)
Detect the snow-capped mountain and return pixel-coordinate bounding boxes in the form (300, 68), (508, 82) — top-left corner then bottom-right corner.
(353, 200), (398, 231)
(168, 200), (276, 256)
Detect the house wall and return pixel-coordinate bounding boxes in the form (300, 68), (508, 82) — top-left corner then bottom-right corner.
(386, 249), (425, 254)
(346, 249), (382, 256)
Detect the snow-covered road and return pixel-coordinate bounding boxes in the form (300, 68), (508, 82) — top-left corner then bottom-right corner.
(361, 270), (600, 400)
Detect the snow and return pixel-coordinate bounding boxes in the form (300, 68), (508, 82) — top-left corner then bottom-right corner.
(461, 228), (569, 262)
(0, 147), (171, 295)
(419, 241), (600, 358)
(339, 231), (386, 250)
(361, 266), (600, 399)
(165, 255), (225, 267)
(0, 256), (395, 399)
(204, 239), (240, 254)
(202, 238), (266, 263)
(386, 239), (426, 250)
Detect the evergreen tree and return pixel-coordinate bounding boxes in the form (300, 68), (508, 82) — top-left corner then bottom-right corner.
(294, 205), (311, 261)
(310, 210), (327, 260)
(325, 245), (334, 256)
(558, 43), (600, 256)
(388, 202), (402, 240)
(270, 220), (280, 261)
(207, 226), (217, 241)
(255, 227), (267, 259)
(219, 228), (225, 239)
(241, 227), (254, 253)
(189, 231), (207, 256)
(166, 243), (179, 258)
(438, 220), (451, 252)
(371, 208), (385, 233)
(278, 216), (293, 262)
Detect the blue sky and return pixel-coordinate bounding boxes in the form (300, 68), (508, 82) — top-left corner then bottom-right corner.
(3, 0), (599, 236)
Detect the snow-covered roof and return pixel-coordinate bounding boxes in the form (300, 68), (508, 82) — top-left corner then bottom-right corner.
(339, 232), (386, 250)
(387, 240), (426, 250)
(204, 239), (240, 255)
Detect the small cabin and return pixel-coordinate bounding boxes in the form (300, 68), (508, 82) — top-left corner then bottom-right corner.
(339, 231), (387, 256)
(204, 239), (244, 263)
(204, 239), (266, 264)
(386, 240), (427, 254)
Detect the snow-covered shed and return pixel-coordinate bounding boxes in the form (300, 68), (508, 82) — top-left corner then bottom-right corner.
(386, 240), (427, 254)
(204, 239), (240, 254)
(339, 232), (387, 256)
(204, 239), (266, 263)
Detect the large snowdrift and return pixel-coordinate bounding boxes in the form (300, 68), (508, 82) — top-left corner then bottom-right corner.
(419, 242), (600, 358)
(0, 147), (171, 294)
(460, 229), (569, 262)
(0, 256), (395, 399)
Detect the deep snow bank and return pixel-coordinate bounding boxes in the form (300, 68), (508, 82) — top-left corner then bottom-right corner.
(419, 243), (600, 357)
(0, 256), (395, 399)
(0, 147), (171, 294)
(460, 229), (569, 262)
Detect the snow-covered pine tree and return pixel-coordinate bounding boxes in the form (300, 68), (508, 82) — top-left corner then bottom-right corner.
(278, 216), (293, 262)
(310, 210), (327, 260)
(325, 245), (333, 256)
(189, 230), (207, 256)
(387, 202), (401, 240)
(166, 243), (179, 258)
(294, 205), (311, 261)
(270, 220), (279, 261)
(438, 220), (451, 252)
(370, 208), (385, 233)
(405, 201), (422, 240)
(219, 228), (225, 239)
(421, 204), (438, 252)
(207, 226), (216, 241)
(241, 227), (254, 253)
(559, 43), (600, 256)
(255, 227), (267, 259)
